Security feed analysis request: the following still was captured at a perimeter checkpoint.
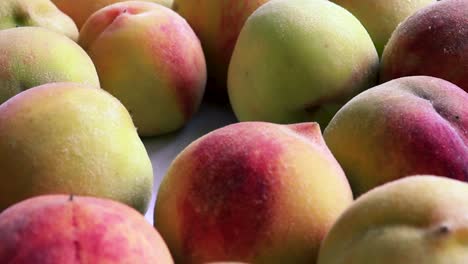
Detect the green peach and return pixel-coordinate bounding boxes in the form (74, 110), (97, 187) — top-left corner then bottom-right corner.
(228, 0), (379, 128)
(0, 82), (153, 213)
(332, 0), (435, 56)
(0, 27), (99, 105)
(318, 176), (468, 264)
(0, 0), (78, 40)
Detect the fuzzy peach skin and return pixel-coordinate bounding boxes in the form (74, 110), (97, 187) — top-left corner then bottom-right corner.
(173, 0), (269, 99)
(380, 0), (468, 92)
(324, 76), (468, 197)
(318, 176), (468, 264)
(51, 0), (173, 28)
(0, 195), (174, 263)
(0, 27), (99, 105)
(0, 83), (153, 213)
(331, 0), (435, 56)
(0, 0), (78, 40)
(79, 1), (206, 136)
(228, 0), (379, 128)
(154, 122), (353, 263)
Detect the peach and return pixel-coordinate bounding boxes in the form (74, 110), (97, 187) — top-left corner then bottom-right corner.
(0, 27), (99, 105)
(380, 0), (468, 92)
(0, 0), (78, 40)
(79, 1), (206, 136)
(154, 122), (353, 263)
(331, 0), (435, 56)
(324, 76), (468, 196)
(0, 82), (153, 213)
(318, 176), (468, 264)
(173, 0), (269, 99)
(228, 0), (379, 127)
(51, 0), (173, 28)
(0, 195), (173, 263)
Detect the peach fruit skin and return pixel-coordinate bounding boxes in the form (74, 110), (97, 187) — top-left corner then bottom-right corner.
(380, 0), (468, 92)
(173, 0), (269, 99)
(51, 0), (173, 28)
(0, 27), (100, 105)
(0, 83), (153, 213)
(0, 195), (174, 263)
(331, 0), (435, 56)
(228, 0), (379, 128)
(318, 176), (468, 264)
(154, 121), (353, 263)
(79, 1), (207, 136)
(323, 76), (468, 197)
(0, 0), (79, 40)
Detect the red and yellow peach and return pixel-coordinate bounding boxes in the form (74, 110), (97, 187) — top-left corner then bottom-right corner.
(155, 121), (353, 263)
(380, 0), (468, 92)
(324, 76), (468, 196)
(52, 0), (173, 28)
(79, 1), (206, 136)
(0, 195), (173, 263)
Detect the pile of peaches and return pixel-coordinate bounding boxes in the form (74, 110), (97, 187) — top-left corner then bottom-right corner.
(0, 0), (466, 263)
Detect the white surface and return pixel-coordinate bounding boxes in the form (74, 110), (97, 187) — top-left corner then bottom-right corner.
(143, 102), (237, 224)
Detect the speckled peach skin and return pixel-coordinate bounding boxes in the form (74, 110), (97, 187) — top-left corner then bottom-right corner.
(155, 121), (353, 263)
(0, 195), (174, 263)
(318, 176), (468, 264)
(51, 0), (173, 28)
(0, 27), (99, 105)
(0, 83), (153, 213)
(324, 76), (468, 196)
(380, 0), (468, 92)
(79, 1), (206, 136)
(173, 0), (269, 99)
(228, 0), (379, 128)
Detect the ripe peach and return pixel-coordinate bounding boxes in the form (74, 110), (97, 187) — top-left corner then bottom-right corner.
(155, 122), (353, 263)
(51, 0), (173, 28)
(79, 1), (206, 136)
(380, 0), (468, 92)
(0, 27), (99, 105)
(318, 176), (468, 264)
(0, 83), (153, 213)
(173, 0), (269, 99)
(324, 76), (468, 196)
(0, 195), (173, 263)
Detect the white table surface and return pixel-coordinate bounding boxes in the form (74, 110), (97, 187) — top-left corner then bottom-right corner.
(143, 101), (238, 224)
